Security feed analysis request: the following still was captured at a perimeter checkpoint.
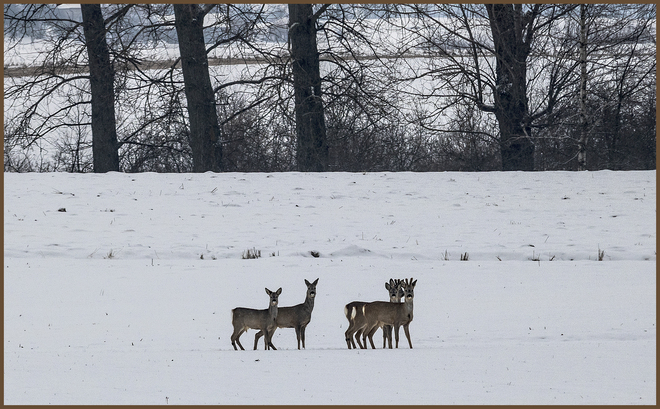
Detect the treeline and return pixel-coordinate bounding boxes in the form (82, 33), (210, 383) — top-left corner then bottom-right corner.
(4, 4), (656, 173)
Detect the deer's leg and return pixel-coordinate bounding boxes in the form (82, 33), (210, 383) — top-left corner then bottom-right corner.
(349, 336), (356, 349)
(255, 329), (267, 350)
(345, 327), (354, 349)
(403, 323), (413, 349)
(264, 328), (273, 350)
(295, 326), (302, 350)
(347, 322), (362, 349)
(300, 325), (306, 349)
(394, 324), (401, 348)
(231, 328), (246, 350)
(345, 318), (356, 349)
(270, 327), (278, 350)
(384, 325), (394, 349)
(366, 325), (378, 349)
(354, 329), (361, 349)
(268, 329), (278, 350)
(355, 328), (365, 349)
(361, 329), (371, 349)
(253, 330), (264, 350)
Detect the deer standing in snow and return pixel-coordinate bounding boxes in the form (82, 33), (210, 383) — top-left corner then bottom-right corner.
(362, 278), (416, 349)
(344, 278), (403, 349)
(230, 287), (282, 350)
(254, 278), (318, 350)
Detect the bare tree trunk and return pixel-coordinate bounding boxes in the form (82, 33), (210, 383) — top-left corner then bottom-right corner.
(80, 4), (119, 173)
(486, 4), (535, 171)
(577, 4), (588, 171)
(288, 4), (328, 172)
(174, 4), (223, 172)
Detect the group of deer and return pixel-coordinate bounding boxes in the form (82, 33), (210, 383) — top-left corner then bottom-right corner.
(344, 278), (417, 349)
(230, 278), (318, 351)
(229, 276), (416, 350)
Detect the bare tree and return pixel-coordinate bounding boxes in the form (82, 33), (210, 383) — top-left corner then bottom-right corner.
(5, 4), (92, 171)
(540, 3), (655, 170)
(288, 4), (329, 172)
(485, 4), (536, 171)
(173, 4), (223, 172)
(4, 4), (129, 172)
(5, 4), (653, 173)
(80, 4), (119, 172)
(391, 4), (580, 171)
(593, 5), (655, 170)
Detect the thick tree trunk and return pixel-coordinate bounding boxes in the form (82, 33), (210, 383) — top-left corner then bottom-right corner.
(174, 4), (223, 172)
(288, 4), (328, 172)
(486, 4), (535, 171)
(80, 4), (119, 173)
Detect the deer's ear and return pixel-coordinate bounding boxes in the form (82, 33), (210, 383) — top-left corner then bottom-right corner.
(265, 288), (271, 295)
(313, 278), (319, 285)
(411, 279), (417, 288)
(305, 279), (310, 286)
(385, 282), (391, 290)
(276, 287), (282, 295)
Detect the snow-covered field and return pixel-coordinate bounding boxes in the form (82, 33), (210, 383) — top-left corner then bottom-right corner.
(4, 171), (656, 404)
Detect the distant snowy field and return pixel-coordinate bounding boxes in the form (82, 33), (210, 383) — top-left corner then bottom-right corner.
(4, 171), (656, 404)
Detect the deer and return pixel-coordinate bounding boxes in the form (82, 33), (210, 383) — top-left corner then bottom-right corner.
(230, 287), (282, 351)
(253, 278), (318, 350)
(344, 300), (366, 349)
(344, 278), (403, 349)
(362, 277), (416, 349)
(381, 279), (405, 348)
(344, 279), (398, 349)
